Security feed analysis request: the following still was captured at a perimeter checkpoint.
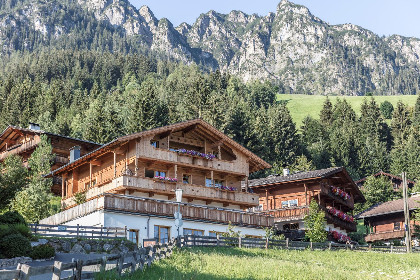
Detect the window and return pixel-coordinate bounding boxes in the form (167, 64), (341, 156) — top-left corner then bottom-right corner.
(209, 231), (224, 237)
(128, 229), (139, 246)
(85, 179), (97, 189)
(281, 199), (298, 208)
(183, 228), (204, 236)
(151, 141), (159, 148)
(214, 179), (225, 188)
(245, 235), (262, 239)
(393, 183), (399, 190)
(183, 174), (191, 184)
(205, 178), (213, 187)
(145, 169), (154, 178)
(154, 225), (170, 243)
(394, 222), (401, 231)
(155, 171), (166, 177)
(283, 223), (300, 231)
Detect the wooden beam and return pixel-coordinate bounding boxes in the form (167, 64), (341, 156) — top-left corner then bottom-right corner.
(187, 198), (194, 203)
(113, 152), (117, 178)
(158, 130), (172, 139)
(223, 202), (229, 207)
(265, 190), (269, 211)
(181, 124), (197, 134)
(61, 175), (65, 199)
(174, 164), (178, 180)
(206, 200), (212, 205)
(89, 163), (92, 189)
(304, 183), (308, 206)
(168, 194), (175, 200)
(135, 157), (138, 176)
(91, 160), (101, 166)
(148, 192), (155, 198)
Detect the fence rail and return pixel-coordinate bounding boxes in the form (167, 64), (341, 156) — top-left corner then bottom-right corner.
(29, 224), (127, 240)
(0, 240), (176, 280)
(179, 235), (420, 253)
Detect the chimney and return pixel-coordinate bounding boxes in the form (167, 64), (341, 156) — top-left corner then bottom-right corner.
(70, 146), (81, 163)
(28, 122), (41, 131)
(283, 168), (290, 176)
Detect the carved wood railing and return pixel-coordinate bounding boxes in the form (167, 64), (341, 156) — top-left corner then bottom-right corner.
(259, 206), (310, 222)
(0, 138), (41, 161)
(320, 184), (354, 209)
(365, 227), (414, 242)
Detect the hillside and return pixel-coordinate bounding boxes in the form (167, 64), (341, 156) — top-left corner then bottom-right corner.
(0, 0), (420, 95)
(97, 247), (420, 280)
(278, 94), (418, 127)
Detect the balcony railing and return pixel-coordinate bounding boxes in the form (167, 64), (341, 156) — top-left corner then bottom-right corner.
(320, 184), (354, 209)
(62, 175), (260, 209)
(321, 206), (357, 232)
(138, 147), (248, 175)
(54, 155), (70, 165)
(365, 227), (414, 242)
(42, 194), (274, 228)
(0, 138), (40, 161)
(258, 206), (310, 223)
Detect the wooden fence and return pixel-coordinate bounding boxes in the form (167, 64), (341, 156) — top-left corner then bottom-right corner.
(29, 224), (127, 240)
(180, 235), (420, 253)
(0, 240), (176, 280)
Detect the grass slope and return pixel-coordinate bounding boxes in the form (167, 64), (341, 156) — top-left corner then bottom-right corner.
(99, 247), (420, 280)
(277, 94), (418, 128)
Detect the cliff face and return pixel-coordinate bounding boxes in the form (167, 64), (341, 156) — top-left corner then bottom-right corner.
(1, 0), (419, 95)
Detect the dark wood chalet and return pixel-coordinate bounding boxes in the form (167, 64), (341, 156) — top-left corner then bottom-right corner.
(355, 171), (416, 191)
(250, 167), (365, 241)
(357, 195), (420, 243)
(0, 123), (101, 194)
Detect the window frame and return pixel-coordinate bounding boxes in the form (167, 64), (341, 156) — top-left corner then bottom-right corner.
(128, 229), (139, 246)
(150, 141), (159, 148)
(393, 222), (401, 231)
(281, 199), (299, 208)
(182, 174), (191, 184)
(183, 228), (204, 236)
(209, 231), (224, 237)
(154, 225), (171, 243)
(205, 178), (213, 187)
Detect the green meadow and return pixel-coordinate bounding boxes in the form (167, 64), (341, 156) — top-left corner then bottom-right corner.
(98, 247), (420, 280)
(277, 94), (418, 128)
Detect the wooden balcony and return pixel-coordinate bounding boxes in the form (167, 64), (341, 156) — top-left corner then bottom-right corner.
(322, 207), (357, 232)
(138, 147), (248, 175)
(260, 206), (309, 223)
(62, 175), (259, 209)
(54, 155), (70, 165)
(365, 227), (414, 242)
(320, 185), (354, 209)
(0, 138), (40, 161)
(42, 194), (273, 228)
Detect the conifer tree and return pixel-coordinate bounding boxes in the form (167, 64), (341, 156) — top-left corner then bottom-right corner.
(391, 101), (411, 144)
(319, 97), (333, 126)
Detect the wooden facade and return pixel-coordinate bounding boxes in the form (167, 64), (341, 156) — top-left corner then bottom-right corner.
(355, 171), (416, 191)
(250, 167), (365, 238)
(47, 119), (272, 228)
(359, 195), (420, 243)
(0, 124), (101, 194)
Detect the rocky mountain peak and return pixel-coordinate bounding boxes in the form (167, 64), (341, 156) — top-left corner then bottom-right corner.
(139, 5), (157, 25)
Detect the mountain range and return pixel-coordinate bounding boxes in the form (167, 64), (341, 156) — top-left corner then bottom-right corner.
(1, 0), (420, 95)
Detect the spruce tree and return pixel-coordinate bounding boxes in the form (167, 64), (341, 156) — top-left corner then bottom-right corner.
(391, 101), (411, 144)
(320, 97), (333, 126)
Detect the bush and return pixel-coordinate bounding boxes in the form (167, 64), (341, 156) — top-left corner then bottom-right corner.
(30, 244), (55, 260)
(0, 234), (31, 258)
(0, 211), (27, 225)
(11, 223), (32, 238)
(380, 101), (394, 119)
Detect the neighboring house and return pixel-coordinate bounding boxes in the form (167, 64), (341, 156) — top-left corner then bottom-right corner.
(0, 123), (101, 195)
(357, 195), (420, 244)
(40, 119), (273, 246)
(249, 167), (365, 241)
(355, 171), (416, 191)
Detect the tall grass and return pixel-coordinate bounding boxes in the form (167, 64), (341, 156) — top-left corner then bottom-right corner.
(99, 247), (420, 280)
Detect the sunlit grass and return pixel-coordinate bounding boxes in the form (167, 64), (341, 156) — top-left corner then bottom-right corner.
(277, 94), (418, 128)
(99, 247), (420, 280)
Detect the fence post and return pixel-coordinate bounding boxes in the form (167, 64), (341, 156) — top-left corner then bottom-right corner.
(131, 252), (137, 273)
(117, 254), (124, 276)
(100, 256), (107, 272)
(286, 238), (289, 249)
(310, 242), (313, 251)
(125, 226), (127, 239)
(100, 225), (103, 239)
(52, 261), (63, 280)
(217, 234), (220, 247)
(368, 244), (372, 251)
(390, 245), (393, 253)
(75, 259), (83, 280)
(18, 264), (30, 280)
(328, 242), (332, 251)
(238, 236), (242, 248)
(34, 223), (38, 235)
(76, 224), (80, 239)
(265, 237), (269, 250)
(351, 244), (354, 251)
(193, 235), (196, 247)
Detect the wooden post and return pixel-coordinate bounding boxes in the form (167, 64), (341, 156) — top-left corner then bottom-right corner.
(304, 184), (308, 206)
(265, 190), (269, 211)
(77, 224), (80, 238)
(217, 234), (220, 247)
(217, 145), (221, 160)
(286, 238), (289, 249)
(310, 242), (313, 251)
(238, 236), (242, 248)
(61, 175), (65, 199)
(18, 264), (30, 280)
(390, 245), (394, 253)
(328, 242), (332, 251)
(174, 164), (178, 180)
(265, 237), (269, 249)
(52, 261), (63, 280)
(125, 226), (127, 239)
(210, 170), (214, 187)
(89, 162), (92, 189)
(117, 254), (124, 276)
(402, 172), (412, 253)
(368, 244), (372, 251)
(100, 256), (107, 271)
(75, 259), (83, 280)
(113, 152), (117, 178)
(135, 157), (138, 176)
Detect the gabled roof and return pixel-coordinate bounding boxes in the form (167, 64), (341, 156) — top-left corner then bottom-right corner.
(0, 125), (102, 150)
(355, 171), (416, 186)
(45, 119), (271, 177)
(357, 195), (420, 219)
(249, 167), (365, 203)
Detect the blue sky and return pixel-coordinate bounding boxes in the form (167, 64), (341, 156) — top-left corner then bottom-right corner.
(130, 0), (420, 38)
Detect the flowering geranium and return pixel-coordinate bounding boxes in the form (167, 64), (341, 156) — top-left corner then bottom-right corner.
(176, 149), (216, 160)
(331, 230), (351, 243)
(154, 176), (178, 183)
(327, 207), (354, 223)
(213, 185), (237, 192)
(330, 186), (351, 200)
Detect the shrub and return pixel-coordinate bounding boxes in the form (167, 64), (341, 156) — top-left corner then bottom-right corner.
(380, 101), (394, 119)
(0, 211), (27, 225)
(30, 244), (55, 260)
(0, 234), (31, 258)
(11, 223), (32, 238)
